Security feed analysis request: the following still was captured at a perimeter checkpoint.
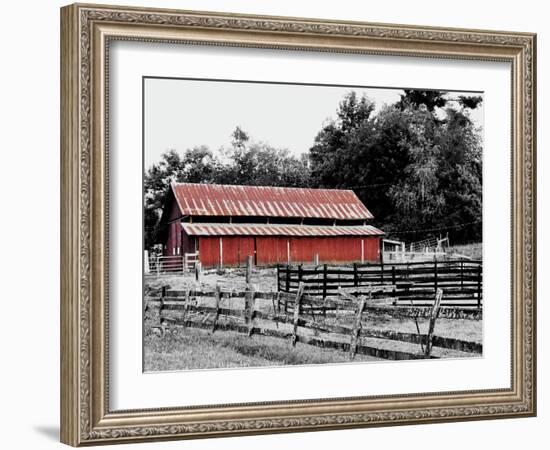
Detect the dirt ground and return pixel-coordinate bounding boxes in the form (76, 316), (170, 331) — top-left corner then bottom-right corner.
(145, 266), (278, 293)
(448, 243), (483, 260)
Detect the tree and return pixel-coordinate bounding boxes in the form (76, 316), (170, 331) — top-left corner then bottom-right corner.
(457, 95), (483, 110)
(308, 90), (483, 244)
(309, 92), (376, 188)
(231, 126), (249, 149)
(434, 107), (482, 241)
(397, 89), (448, 112)
(217, 127), (310, 187)
(387, 106), (444, 234)
(143, 147), (222, 250)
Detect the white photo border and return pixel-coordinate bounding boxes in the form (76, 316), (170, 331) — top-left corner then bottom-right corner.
(109, 40), (511, 411)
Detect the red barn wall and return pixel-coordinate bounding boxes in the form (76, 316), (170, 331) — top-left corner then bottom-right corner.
(198, 237), (220, 267)
(197, 235), (381, 267)
(256, 237), (289, 265)
(164, 195), (185, 256)
(362, 236), (381, 262)
(289, 237), (379, 264)
(165, 221), (181, 256)
(198, 236), (255, 267)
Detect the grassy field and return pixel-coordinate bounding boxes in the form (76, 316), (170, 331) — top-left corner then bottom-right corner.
(144, 306), (482, 371)
(144, 322), (381, 371)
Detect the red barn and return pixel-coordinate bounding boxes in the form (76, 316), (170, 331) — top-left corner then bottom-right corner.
(158, 182), (384, 267)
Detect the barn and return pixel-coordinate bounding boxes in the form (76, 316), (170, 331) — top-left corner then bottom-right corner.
(158, 182), (384, 267)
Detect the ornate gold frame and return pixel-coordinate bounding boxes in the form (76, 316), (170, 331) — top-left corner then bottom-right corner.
(60, 3), (536, 446)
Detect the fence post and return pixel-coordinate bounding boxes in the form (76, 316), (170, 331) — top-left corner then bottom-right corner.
(247, 288), (256, 337)
(425, 288), (443, 357)
(380, 259), (384, 284)
(183, 287), (190, 323)
(285, 265), (290, 293)
(460, 259), (464, 289)
(291, 283), (305, 347)
(392, 265), (396, 287)
(434, 258), (438, 295)
(353, 263), (358, 287)
(276, 264), (280, 292)
(144, 250), (150, 274)
(156, 257), (160, 275)
(244, 272), (256, 335)
(195, 263), (200, 282)
(323, 264), (328, 300)
(212, 284), (221, 333)
(246, 255), (253, 285)
(313, 253), (319, 266)
(183, 254), (188, 273)
(159, 286), (166, 332)
(477, 264), (482, 308)
(350, 293), (367, 360)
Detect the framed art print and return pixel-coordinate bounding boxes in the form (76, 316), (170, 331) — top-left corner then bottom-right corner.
(60, 3), (536, 446)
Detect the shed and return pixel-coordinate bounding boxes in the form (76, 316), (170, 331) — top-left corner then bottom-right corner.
(158, 182), (384, 267)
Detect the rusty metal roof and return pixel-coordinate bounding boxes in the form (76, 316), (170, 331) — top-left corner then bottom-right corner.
(182, 223), (384, 237)
(171, 182), (374, 220)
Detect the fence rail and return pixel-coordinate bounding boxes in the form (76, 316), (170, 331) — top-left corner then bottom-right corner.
(147, 284), (482, 362)
(276, 259), (482, 308)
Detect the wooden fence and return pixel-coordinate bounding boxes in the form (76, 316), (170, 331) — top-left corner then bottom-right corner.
(276, 259), (483, 308)
(147, 283), (482, 362)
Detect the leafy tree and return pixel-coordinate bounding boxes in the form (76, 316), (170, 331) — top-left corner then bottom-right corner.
(231, 126), (249, 149)
(387, 106), (444, 233)
(434, 107), (482, 241)
(308, 90), (482, 244)
(457, 95), (483, 110)
(309, 92), (376, 188)
(397, 89), (448, 112)
(218, 130), (310, 187)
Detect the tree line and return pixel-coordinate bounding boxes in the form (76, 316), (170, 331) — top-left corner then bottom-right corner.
(144, 90), (482, 250)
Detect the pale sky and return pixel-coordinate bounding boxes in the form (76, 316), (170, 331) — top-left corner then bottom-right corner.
(144, 78), (483, 169)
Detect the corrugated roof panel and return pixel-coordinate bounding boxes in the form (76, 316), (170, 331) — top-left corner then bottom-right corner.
(171, 182), (374, 220)
(182, 223), (384, 237)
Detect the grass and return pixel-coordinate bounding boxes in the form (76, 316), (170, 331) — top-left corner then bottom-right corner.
(144, 306), (482, 371)
(144, 322), (380, 372)
(448, 242), (482, 260)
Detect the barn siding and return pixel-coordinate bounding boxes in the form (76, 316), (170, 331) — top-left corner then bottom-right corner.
(164, 193), (185, 256)
(198, 237), (220, 267)
(181, 231), (196, 255)
(362, 237), (380, 262)
(256, 237), (289, 265)
(289, 236), (373, 264)
(166, 196), (182, 222)
(198, 236), (255, 267)
(166, 222), (180, 256)
(198, 235), (381, 267)
(219, 236), (255, 267)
